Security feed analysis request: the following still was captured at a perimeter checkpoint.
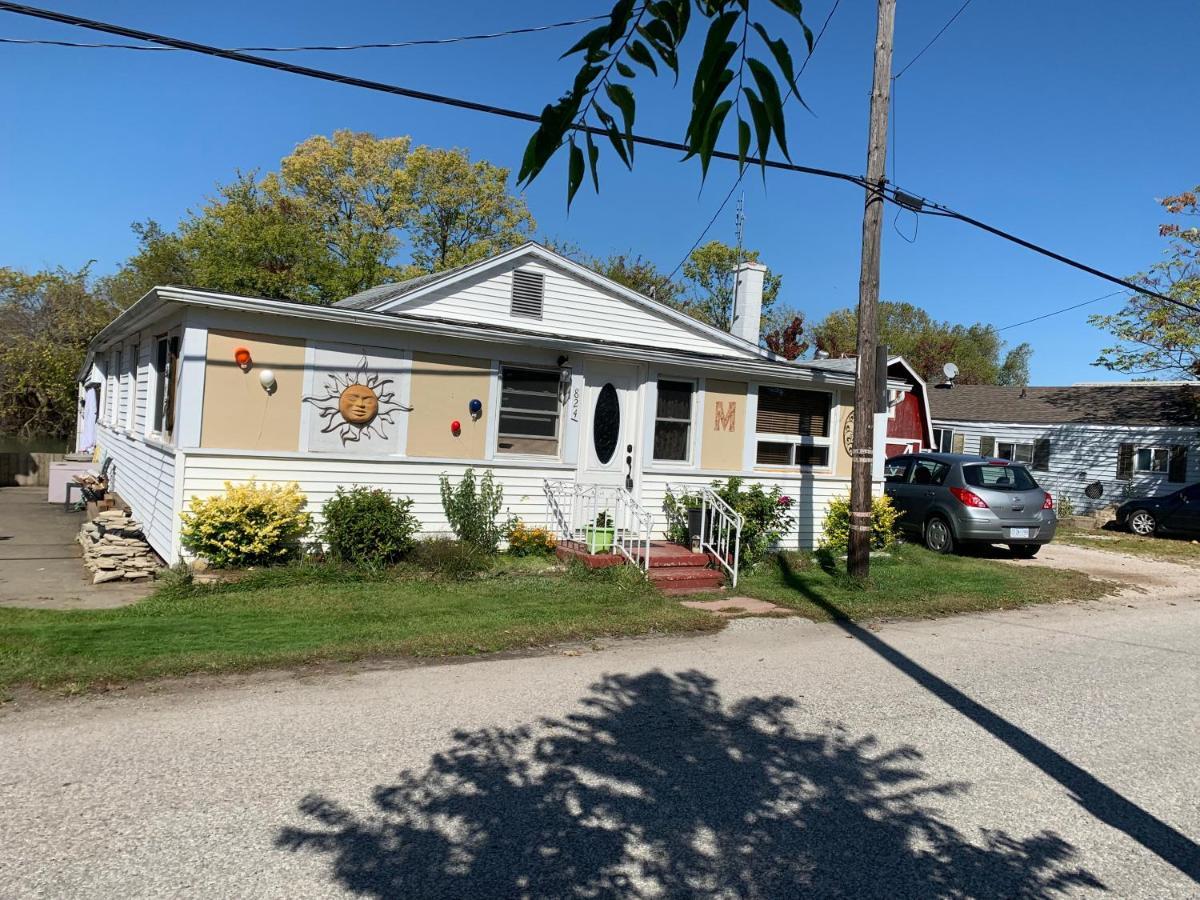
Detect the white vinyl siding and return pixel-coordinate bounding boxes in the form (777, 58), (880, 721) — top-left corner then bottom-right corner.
(933, 418), (1200, 513)
(95, 423), (177, 560)
(397, 261), (755, 359)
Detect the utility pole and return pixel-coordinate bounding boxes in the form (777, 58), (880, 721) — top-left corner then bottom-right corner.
(848, 0), (896, 579)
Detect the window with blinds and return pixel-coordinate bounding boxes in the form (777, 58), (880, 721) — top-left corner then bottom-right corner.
(496, 366), (560, 456)
(754, 386), (832, 469)
(510, 269), (545, 319)
(755, 387), (830, 437)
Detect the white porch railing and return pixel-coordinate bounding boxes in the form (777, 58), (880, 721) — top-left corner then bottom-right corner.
(666, 483), (744, 588)
(543, 479), (654, 573)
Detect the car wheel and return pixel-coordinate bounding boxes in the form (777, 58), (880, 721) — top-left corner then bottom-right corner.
(1009, 544), (1040, 558)
(924, 516), (955, 554)
(1128, 510), (1157, 536)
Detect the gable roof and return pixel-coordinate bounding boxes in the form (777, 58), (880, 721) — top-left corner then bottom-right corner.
(331, 241), (767, 359)
(928, 383), (1200, 426)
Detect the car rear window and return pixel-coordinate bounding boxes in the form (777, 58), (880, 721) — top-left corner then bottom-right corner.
(963, 463), (1040, 491)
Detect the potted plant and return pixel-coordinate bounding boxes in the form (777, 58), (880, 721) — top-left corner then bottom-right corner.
(583, 511), (615, 553)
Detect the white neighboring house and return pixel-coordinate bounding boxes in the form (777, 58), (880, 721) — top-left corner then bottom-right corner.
(928, 382), (1200, 513)
(76, 242), (909, 565)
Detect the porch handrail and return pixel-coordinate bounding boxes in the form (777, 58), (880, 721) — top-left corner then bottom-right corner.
(666, 483), (744, 588)
(542, 479), (654, 574)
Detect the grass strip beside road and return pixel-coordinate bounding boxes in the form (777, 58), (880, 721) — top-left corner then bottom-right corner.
(0, 563), (718, 693)
(0, 546), (1108, 694)
(1054, 527), (1200, 565)
(736, 544), (1110, 622)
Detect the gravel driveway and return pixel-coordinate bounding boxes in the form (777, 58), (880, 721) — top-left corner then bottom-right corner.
(1, 543), (1197, 898)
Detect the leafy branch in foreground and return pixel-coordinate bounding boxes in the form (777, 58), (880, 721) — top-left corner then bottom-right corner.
(519, 0), (814, 206)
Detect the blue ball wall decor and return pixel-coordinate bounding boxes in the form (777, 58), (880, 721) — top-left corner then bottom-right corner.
(468, 398), (483, 419)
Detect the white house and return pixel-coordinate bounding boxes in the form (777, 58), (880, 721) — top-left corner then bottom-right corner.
(928, 382), (1200, 513)
(76, 242), (909, 565)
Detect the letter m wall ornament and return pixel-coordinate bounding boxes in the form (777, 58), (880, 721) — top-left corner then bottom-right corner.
(714, 401), (736, 432)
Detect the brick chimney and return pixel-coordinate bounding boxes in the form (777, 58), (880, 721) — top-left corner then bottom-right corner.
(731, 261), (766, 345)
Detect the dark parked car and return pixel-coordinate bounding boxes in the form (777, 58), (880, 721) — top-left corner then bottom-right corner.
(884, 452), (1057, 557)
(1115, 483), (1200, 537)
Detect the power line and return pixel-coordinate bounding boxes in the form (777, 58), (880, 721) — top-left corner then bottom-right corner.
(1, 1), (1196, 317)
(0, 13), (614, 52)
(893, 0), (974, 80)
(663, 0), (842, 282)
(995, 290), (1127, 333)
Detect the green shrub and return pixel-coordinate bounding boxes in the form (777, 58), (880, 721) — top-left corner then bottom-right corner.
(180, 480), (311, 569)
(819, 493), (899, 556)
(663, 477), (795, 570)
(411, 537), (491, 580)
(439, 468), (508, 553)
(506, 519), (558, 556)
(1057, 493), (1075, 519)
(321, 487), (420, 568)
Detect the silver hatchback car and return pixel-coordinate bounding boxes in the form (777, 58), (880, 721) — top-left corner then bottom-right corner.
(884, 452), (1057, 557)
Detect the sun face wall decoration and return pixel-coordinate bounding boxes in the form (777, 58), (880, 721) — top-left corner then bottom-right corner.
(304, 355), (411, 446)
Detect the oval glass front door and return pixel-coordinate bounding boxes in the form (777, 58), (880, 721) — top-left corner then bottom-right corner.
(593, 383), (620, 464)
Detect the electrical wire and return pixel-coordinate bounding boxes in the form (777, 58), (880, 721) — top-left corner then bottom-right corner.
(893, 0), (974, 80)
(994, 290), (1127, 333)
(662, 0), (843, 282)
(0, 13), (615, 52)
(1, 1), (1196, 317)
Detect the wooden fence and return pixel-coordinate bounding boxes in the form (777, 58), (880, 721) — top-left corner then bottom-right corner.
(0, 452), (64, 487)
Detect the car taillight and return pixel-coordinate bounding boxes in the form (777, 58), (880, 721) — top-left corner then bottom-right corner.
(950, 486), (989, 508)
(1043, 492), (1054, 510)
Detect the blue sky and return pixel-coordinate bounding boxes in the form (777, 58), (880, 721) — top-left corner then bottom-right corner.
(1, 1), (1196, 384)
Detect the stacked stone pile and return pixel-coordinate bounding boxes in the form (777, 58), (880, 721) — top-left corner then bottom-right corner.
(78, 510), (163, 584)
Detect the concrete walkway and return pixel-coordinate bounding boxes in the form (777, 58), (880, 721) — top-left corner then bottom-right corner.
(0, 487), (151, 609)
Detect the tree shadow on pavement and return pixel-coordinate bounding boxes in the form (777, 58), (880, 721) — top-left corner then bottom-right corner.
(276, 669), (1102, 898)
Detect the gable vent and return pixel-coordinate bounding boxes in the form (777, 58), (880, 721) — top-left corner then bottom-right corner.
(510, 269), (545, 319)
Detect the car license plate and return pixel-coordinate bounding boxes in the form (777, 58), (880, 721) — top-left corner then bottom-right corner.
(1008, 527), (1031, 539)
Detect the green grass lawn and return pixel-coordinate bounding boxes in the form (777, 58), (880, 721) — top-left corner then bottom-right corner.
(735, 544), (1110, 622)
(0, 562), (718, 693)
(1055, 526), (1200, 565)
(0, 544), (1111, 695)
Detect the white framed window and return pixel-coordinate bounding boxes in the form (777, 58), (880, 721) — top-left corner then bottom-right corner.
(996, 440), (1034, 465)
(932, 427), (955, 453)
(1135, 446), (1169, 473)
(753, 385), (832, 469)
(652, 379), (695, 462)
(151, 334), (180, 440)
(496, 365), (560, 456)
(109, 349), (121, 426)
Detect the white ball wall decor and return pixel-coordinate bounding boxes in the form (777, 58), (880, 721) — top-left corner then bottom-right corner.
(258, 369), (277, 392)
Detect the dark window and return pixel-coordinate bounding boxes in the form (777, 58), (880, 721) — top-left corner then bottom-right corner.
(592, 383), (620, 464)
(497, 366), (559, 456)
(1033, 438), (1051, 472)
(756, 442), (828, 467)
(1116, 443), (1134, 481)
(510, 269), (545, 319)
(653, 380), (693, 462)
(1169, 445), (1188, 483)
(963, 463), (1040, 491)
(932, 428), (954, 453)
(884, 458), (911, 483)
(909, 458), (950, 486)
(152, 336), (179, 438)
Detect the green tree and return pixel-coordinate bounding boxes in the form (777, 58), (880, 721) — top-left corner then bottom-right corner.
(97, 220), (193, 308)
(677, 240), (781, 330)
(0, 265), (120, 439)
(1090, 187), (1200, 379)
(406, 146), (535, 272)
(518, 1), (812, 202)
(812, 301), (1032, 386)
(587, 250), (683, 306)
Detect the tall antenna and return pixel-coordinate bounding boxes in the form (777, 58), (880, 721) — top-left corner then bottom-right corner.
(730, 191), (746, 329)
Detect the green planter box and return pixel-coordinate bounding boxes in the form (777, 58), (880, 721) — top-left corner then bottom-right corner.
(583, 526), (615, 554)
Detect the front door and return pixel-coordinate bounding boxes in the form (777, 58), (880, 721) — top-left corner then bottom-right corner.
(580, 362), (639, 493)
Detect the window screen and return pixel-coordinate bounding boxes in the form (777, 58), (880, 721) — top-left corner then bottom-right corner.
(653, 380), (693, 461)
(497, 366), (559, 455)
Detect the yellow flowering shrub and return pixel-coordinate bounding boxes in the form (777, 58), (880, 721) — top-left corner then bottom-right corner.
(819, 493), (900, 556)
(180, 480), (312, 568)
(506, 519), (558, 556)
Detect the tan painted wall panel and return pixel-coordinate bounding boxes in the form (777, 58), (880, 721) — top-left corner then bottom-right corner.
(200, 331), (304, 451)
(406, 352), (492, 459)
(834, 392), (854, 477)
(701, 379), (747, 471)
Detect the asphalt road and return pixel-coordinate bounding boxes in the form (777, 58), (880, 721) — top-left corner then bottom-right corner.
(2, 545), (1198, 898)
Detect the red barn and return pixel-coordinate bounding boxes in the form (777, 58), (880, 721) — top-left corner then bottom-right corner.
(882, 357), (933, 457)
